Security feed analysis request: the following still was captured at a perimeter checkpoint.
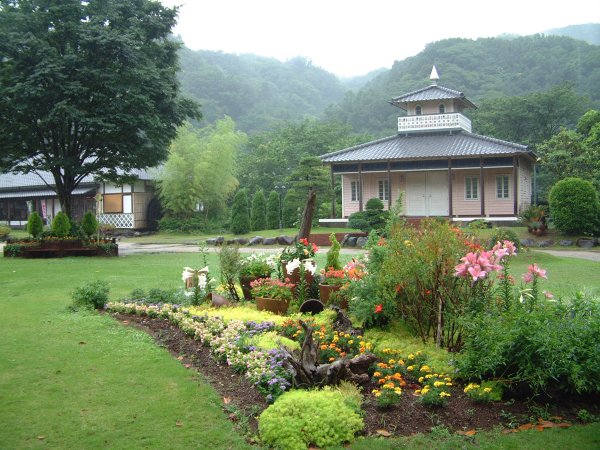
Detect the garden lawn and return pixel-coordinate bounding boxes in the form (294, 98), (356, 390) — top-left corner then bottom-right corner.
(0, 254), (251, 449)
(1, 251), (599, 449)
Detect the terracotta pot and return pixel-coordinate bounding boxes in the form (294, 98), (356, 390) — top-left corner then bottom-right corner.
(281, 262), (314, 286)
(239, 275), (269, 300)
(255, 297), (290, 315)
(318, 283), (341, 304)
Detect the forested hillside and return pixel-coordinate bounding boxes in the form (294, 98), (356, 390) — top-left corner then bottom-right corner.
(545, 23), (600, 45)
(325, 35), (600, 137)
(177, 48), (350, 133)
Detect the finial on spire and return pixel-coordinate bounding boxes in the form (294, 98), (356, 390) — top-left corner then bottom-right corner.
(430, 65), (439, 85)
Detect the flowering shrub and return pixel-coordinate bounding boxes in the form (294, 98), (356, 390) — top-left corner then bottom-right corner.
(181, 266), (214, 305)
(250, 278), (295, 301)
(284, 258), (317, 276)
(463, 382), (501, 403)
(371, 359), (407, 407)
(280, 238), (318, 263)
(319, 267), (347, 286)
(239, 253), (276, 277)
(415, 369), (453, 406)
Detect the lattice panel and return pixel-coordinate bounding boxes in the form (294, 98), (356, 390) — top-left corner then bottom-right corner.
(97, 213), (134, 229)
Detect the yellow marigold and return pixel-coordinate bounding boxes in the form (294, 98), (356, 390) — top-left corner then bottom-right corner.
(483, 387), (492, 393)
(446, 382), (453, 386)
(408, 354), (415, 360)
(375, 392), (381, 397)
(394, 388), (402, 394)
(416, 351), (422, 356)
(418, 376), (425, 383)
(444, 377), (452, 382)
(383, 383), (395, 390)
(464, 383), (480, 393)
(373, 371), (382, 377)
(348, 340), (354, 345)
(388, 359), (396, 365)
(434, 381), (445, 388)
(407, 366), (414, 371)
(371, 389), (379, 395)
(398, 359), (405, 365)
(393, 373), (402, 380)
(425, 374), (433, 379)
(440, 392), (451, 397)
(415, 389), (421, 395)
(420, 365), (431, 373)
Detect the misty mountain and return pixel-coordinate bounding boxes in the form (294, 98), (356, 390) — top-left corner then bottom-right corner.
(177, 32), (600, 137)
(325, 34), (600, 136)
(544, 23), (600, 45)
(178, 48), (361, 133)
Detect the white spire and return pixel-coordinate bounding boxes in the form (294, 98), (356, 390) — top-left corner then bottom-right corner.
(430, 65), (439, 85)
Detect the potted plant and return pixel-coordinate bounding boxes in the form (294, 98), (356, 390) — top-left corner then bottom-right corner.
(519, 204), (548, 236)
(250, 277), (295, 315)
(280, 238), (318, 285)
(318, 267), (347, 304)
(239, 253), (275, 300)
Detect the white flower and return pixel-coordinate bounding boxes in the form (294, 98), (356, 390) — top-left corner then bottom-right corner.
(198, 273), (208, 290)
(182, 267), (195, 282)
(303, 259), (317, 275)
(286, 258), (301, 274)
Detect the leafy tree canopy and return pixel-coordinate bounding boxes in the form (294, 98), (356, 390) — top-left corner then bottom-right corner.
(0, 0), (199, 216)
(158, 117), (245, 219)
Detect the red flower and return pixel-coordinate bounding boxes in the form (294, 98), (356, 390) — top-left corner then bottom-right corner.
(299, 238), (308, 246)
(374, 304), (383, 314)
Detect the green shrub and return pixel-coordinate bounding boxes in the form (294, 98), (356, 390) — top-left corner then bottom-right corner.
(71, 280), (110, 310)
(549, 177), (600, 235)
(158, 214), (206, 233)
(81, 211), (98, 237)
(325, 233), (341, 270)
(457, 292), (600, 395)
(230, 189), (250, 234)
(266, 190), (280, 229)
(488, 227), (521, 249)
(0, 224), (11, 241)
(347, 197), (389, 233)
(52, 211), (71, 237)
(251, 189), (267, 231)
(467, 219), (490, 230)
(258, 388), (364, 450)
(27, 212), (44, 238)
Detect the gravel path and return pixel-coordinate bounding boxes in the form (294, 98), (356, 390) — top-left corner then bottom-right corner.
(534, 249), (600, 262)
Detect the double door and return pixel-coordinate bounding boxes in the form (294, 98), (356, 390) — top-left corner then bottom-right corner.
(406, 171), (448, 216)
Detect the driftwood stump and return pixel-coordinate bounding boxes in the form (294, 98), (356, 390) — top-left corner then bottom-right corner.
(298, 188), (317, 241)
(282, 320), (376, 388)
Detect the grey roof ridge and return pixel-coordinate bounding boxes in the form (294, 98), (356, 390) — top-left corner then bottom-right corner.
(392, 84), (465, 101)
(320, 134), (399, 161)
(461, 130), (528, 151)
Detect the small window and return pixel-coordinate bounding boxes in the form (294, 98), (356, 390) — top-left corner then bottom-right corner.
(378, 180), (389, 201)
(103, 193), (123, 213)
(439, 104), (446, 113)
(415, 105), (422, 115)
(496, 175), (510, 199)
(350, 180), (359, 202)
(465, 176), (479, 200)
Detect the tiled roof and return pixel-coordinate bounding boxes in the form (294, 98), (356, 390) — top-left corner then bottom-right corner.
(0, 167), (157, 190)
(391, 85), (477, 110)
(320, 131), (529, 163)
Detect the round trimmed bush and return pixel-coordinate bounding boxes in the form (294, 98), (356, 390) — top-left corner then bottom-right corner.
(259, 389), (363, 450)
(365, 197), (384, 211)
(549, 177), (600, 235)
(52, 211), (71, 237)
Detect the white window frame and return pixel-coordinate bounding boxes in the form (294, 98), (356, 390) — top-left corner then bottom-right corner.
(350, 180), (359, 202)
(496, 175), (510, 199)
(465, 176), (479, 200)
(378, 179), (389, 201)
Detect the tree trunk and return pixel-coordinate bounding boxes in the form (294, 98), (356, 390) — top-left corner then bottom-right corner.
(298, 188), (316, 241)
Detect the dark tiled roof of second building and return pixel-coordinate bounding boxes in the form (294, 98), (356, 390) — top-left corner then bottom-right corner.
(320, 130), (529, 163)
(390, 85), (477, 109)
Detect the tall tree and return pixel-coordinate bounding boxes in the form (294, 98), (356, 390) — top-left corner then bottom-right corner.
(250, 189), (267, 231)
(266, 190), (280, 230)
(0, 0), (199, 217)
(230, 189), (250, 235)
(159, 117), (246, 219)
(285, 156), (332, 225)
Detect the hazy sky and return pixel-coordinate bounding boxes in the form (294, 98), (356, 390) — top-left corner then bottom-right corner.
(160, 0), (599, 77)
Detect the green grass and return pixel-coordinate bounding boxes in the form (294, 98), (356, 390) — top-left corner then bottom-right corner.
(1, 251), (599, 448)
(119, 226), (356, 245)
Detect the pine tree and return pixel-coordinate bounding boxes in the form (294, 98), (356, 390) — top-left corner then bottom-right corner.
(250, 189), (267, 231)
(266, 190), (280, 229)
(230, 189), (250, 234)
(27, 211), (44, 238)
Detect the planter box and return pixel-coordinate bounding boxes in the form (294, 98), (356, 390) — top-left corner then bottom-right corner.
(255, 297), (290, 315)
(4, 243), (118, 258)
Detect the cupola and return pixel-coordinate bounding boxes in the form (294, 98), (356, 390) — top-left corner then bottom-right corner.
(390, 66), (477, 134)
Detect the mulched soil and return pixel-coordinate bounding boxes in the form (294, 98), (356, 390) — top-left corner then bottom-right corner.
(112, 313), (599, 442)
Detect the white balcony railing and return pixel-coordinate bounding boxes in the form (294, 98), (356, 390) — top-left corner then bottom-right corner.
(398, 113), (472, 133)
(97, 213), (134, 229)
